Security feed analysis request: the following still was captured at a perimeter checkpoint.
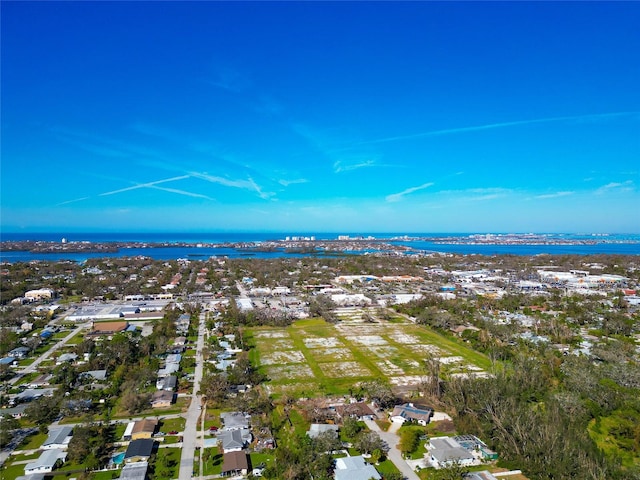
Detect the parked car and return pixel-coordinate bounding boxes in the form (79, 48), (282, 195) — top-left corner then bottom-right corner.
(168, 430), (179, 435)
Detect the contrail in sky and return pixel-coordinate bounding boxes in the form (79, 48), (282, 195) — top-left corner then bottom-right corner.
(98, 175), (191, 196)
(359, 111), (640, 145)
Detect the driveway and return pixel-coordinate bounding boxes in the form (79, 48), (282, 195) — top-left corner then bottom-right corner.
(364, 419), (420, 480)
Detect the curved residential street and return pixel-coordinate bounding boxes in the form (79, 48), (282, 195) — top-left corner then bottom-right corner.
(365, 419), (420, 480)
(178, 310), (206, 480)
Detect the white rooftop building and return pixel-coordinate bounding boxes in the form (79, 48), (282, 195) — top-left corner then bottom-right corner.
(334, 456), (381, 480)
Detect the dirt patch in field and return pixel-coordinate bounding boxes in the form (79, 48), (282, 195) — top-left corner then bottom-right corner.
(318, 361), (372, 378)
(388, 333), (423, 344)
(309, 347), (354, 361)
(267, 339), (296, 350)
(303, 337), (343, 348)
(375, 360), (404, 375)
(261, 351), (306, 365)
(253, 331), (290, 339)
(346, 335), (388, 346)
(267, 364), (315, 380)
(366, 345), (399, 358)
(389, 375), (424, 386)
(438, 356), (464, 364)
(408, 344), (444, 355)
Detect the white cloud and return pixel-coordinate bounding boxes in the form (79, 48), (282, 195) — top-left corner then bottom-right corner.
(333, 158), (378, 173)
(278, 178), (308, 187)
(386, 182), (434, 202)
(595, 181), (634, 195)
(535, 191), (574, 199)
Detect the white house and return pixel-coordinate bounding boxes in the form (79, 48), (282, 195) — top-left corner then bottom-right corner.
(24, 449), (66, 474)
(427, 437), (476, 469)
(334, 456), (381, 480)
(25, 289), (54, 301)
(41, 426), (73, 450)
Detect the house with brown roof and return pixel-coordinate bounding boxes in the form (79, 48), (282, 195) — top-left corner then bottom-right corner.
(90, 321), (128, 335)
(335, 402), (376, 421)
(151, 390), (175, 408)
(131, 419), (157, 440)
(221, 451), (248, 477)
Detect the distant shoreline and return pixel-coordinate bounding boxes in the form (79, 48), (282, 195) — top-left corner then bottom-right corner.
(1, 232), (639, 263)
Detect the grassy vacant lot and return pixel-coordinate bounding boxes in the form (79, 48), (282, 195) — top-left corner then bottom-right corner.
(19, 431), (47, 450)
(112, 396), (190, 419)
(159, 416), (186, 432)
(0, 462), (28, 480)
(246, 315), (490, 397)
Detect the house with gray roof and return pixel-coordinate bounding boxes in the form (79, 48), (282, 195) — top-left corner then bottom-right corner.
(9, 346), (30, 358)
(156, 375), (177, 391)
(42, 426), (73, 450)
(81, 370), (108, 381)
(119, 461), (149, 480)
(24, 449), (66, 475)
(306, 423), (339, 439)
(427, 436), (476, 468)
(220, 411), (250, 430)
(216, 428), (252, 453)
(334, 455), (381, 480)
(390, 403), (433, 425)
(13, 388), (56, 404)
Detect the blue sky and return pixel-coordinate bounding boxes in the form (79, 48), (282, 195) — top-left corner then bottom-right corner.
(2, 1), (639, 234)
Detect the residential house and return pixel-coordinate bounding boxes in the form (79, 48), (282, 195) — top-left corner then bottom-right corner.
(0, 356), (15, 366)
(24, 449), (66, 474)
(9, 346), (30, 359)
(427, 437), (476, 469)
(124, 439), (155, 463)
(157, 363), (180, 377)
(13, 388), (56, 405)
(220, 411), (251, 430)
(335, 402), (375, 421)
(217, 429), (252, 453)
(151, 390), (175, 408)
(156, 375), (177, 391)
(119, 461), (149, 480)
(28, 374), (53, 388)
(173, 336), (187, 347)
(454, 435), (498, 461)
(0, 404), (27, 419)
(334, 456), (381, 480)
(221, 451), (249, 477)
(56, 353), (78, 365)
(80, 370), (108, 381)
(131, 419), (158, 440)
(306, 423), (339, 439)
(42, 426), (73, 450)
(390, 403), (433, 425)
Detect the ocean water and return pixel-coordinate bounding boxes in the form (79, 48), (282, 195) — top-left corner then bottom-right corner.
(1, 232), (639, 263)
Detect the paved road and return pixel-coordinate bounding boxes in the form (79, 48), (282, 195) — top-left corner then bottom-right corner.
(8, 323), (89, 386)
(365, 419), (420, 480)
(178, 311), (206, 480)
